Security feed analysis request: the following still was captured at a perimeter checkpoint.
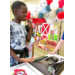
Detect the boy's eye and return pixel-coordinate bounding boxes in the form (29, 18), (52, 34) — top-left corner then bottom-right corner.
(23, 11), (27, 14)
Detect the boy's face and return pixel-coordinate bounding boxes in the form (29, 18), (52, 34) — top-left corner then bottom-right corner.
(14, 5), (28, 21)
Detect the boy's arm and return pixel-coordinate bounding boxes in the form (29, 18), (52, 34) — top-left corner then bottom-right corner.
(10, 48), (25, 62)
(26, 27), (33, 42)
(26, 19), (33, 42)
(10, 48), (34, 63)
(49, 39), (64, 54)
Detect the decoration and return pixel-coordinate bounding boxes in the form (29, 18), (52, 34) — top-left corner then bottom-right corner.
(38, 13), (44, 18)
(50, 2), (59, 11)
(26, 11), (31, 19)
(57, 11), (64, 19)
(41, 23), (50, 34)
(46, 5), (51, 12)
(46, 0), (53, 5)
(33, 12), (38, 18)
(56, 8), (63, 15)
(40, 0), (48, 8)
(62, 6), (64, 11)
(41, 8), (48, 13)
(44, 12), (49, 18)
(30, 12), (33, 18)
(41, 35), (48, 40)
(58, 0), (64, 8)
(49, 11), (56, 19)
(53, 16), (59, 23)
(32, 18), (46, 25)
(35, 7), (42, 13)
(27, 0), (64, 52)
(29, 0), (64, 21)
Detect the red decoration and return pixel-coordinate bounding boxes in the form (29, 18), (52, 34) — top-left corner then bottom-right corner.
(32, 18), (46, 25)
(41, 35), (48, 40)
(57, 11), (64, 19)
(41, 24), (50, 40)
(31, 18), (35, 20)
(46, 0), (53, 5)
(26, 11), (31, 19)
(41, 24), (50, 34)
(58, 0), (64, 8)
(34, 23), (42, 25)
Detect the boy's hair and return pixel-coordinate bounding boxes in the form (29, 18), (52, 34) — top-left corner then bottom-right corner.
(25, 25), (30, 33)
(12, 1), (26, 14)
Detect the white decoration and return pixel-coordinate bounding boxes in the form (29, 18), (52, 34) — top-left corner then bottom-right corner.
(49, 11), (56, 19)
(53, 16), (59, 23)
(40, 0), (47, 8)
(35, 7), (42, 13)
(50, 2), (59, 11)
(33, 12), (38, 18)
(44, 12), (49, 18)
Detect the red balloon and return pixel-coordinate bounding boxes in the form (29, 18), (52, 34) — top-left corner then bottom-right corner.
(57, 11), (64, 19)
(46, 0), (53, 5)
(58, 0), (64, 8)
(26, 11), (31, 19)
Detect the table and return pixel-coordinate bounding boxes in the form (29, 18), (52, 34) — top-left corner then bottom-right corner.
(10, 54), (64, 75)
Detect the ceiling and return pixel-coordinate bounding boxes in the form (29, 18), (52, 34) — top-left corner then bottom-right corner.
(10, 0), (41, 5)
(10, 0), (28, 5)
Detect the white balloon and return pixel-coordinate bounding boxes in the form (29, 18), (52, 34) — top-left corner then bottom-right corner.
(33, 12), (38, 18)
(49, 11), (56, 19)
(50, 2), (59, 11)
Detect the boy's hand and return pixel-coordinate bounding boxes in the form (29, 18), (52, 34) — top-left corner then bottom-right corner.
(26, 19), (32, 28)
(25, 57), (34, 64)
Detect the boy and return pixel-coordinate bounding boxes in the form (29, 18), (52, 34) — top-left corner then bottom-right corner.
(10, 1), (34, 67)
(25, 25), (35, 58)
(49, 31), (64, 54)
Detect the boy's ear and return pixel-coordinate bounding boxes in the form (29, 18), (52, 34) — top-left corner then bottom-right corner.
(13, 9), (17, 15)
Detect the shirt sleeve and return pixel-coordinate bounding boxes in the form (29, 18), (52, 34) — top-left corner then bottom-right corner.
(10, 25), (12, 44)
(61, 31), (64, 40)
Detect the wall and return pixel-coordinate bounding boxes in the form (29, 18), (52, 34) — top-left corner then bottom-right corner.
(10, 5), (14, 21)
(59, 22), (64, 56)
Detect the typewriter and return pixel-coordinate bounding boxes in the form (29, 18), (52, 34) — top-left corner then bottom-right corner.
(30, 55), (64, 75)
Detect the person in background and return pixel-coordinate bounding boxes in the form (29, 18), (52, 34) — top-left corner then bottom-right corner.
(49, 31), (64, 54)
(25, 25), (35, 58)
(10, 1), (34, 67)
